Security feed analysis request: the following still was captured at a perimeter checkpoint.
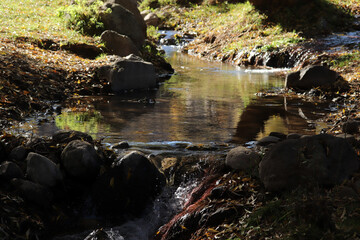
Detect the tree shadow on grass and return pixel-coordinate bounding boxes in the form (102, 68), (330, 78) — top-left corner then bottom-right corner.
(250, 0), (354, 37)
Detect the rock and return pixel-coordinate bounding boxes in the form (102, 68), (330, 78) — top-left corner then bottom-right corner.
(287, 133), (302, 139)
(225, 146), (261, 171)
(97, 54), (157, 92)
(259, 134), (359, 191)
(0, 161), (24, 180)
(26, 152), (63, 188)
(269, 132), (287, 140)
(101, 30), (140, 57)
(93, 151), (165, 215)
(285, 65), (349, 91)
(52, 130), (93, 144)
(9, 145), (28, 161)
(61, 43), (103, 59)
(343, 121), (359, 134)
(84, 229), (114, 240)
(111, 141), (130, 149)
(257, 136), (281, 146)
(100, 2), (146, 48)
(140, 9), (152, 18)
(144, 12), (160, 26)
(11, 178), (53, 207)
(336, 133), (356, 146)
(61, 140), (100, 180)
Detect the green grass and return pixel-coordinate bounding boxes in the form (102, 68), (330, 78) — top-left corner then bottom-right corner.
(329, 50), (360, 68)
(0, 0), (97, 43)
(177, 2), (303, 54)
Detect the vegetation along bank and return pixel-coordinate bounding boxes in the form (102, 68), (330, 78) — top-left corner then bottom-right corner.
(1, 0), (360, 239)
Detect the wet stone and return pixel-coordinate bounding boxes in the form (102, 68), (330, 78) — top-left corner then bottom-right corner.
(111, 141), (130, 149)
(257, 136), (281, 146)
(342, 120), (359, 134)
(287, 133), (302, 139)
(9, 145), (28, 161)
(0, 161), (24, 180)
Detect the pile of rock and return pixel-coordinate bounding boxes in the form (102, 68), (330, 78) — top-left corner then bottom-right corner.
(225, 132), (360, 192)
(0, 130), (166, 234)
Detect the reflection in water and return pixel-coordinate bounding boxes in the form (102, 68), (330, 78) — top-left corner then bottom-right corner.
(233, 96), (330, 143)
(52, 52), (286, 144)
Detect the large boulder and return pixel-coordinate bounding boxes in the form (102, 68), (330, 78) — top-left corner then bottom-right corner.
(259, 134), (359, 191)
(0, 161), (24, 180)
(61, 140), (100, 180)
(26, 152), (63, 188)
(93, 151), (166, 216)
(97, 54), (157, 92)
(100, 1), (146, 48)
(101, 30), (140, 57)
(225, 146), (261, 171)
(285, 65), (349, 91)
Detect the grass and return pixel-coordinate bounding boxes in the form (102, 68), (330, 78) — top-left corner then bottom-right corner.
(0, 0), (97, 43)
(175, 2), (304, 54)
(329, 50), (360, 68)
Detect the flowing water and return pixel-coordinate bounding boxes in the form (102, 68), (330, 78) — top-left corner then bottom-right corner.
(9, 33), (336, 239)
(11, 42), (331, 153)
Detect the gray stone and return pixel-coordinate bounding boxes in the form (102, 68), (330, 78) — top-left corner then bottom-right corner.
(11, 178), (53, 207)
(144, 12), (160, 26)
(101, 30), (140, 57)
(9, 146), (27, 161)
(287, 133), (302, 139)
(111, 141), (130, 149)
(61, 140), (100, 180)
(52, 130), (93, 144)
(259, 134), (359, 191)
(100, 2), (146, 48)
(225, 146), (261, 171)
(342, 120), (359, 134)
(93, 151), (165, 215)
(257, 136), (281, 146)
(26, 152), (62, 188)
(285, 65), (349, 91)
(0, 161), (24, 180)
(97, 54), (157, 92)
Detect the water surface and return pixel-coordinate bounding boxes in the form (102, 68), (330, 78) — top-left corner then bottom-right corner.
(14, 47), (330, 149)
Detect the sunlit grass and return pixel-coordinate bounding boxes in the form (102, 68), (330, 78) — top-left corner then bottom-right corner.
(0, 0), (95, 43)
(179, 2), (303, 54)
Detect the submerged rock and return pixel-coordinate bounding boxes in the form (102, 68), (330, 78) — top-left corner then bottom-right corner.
(285, 65), (349, 91)
(26, 152), (63, 188)
(97, 54), (157, 92)
(259, 134), (359, 191)
(61, 140), (100, 180)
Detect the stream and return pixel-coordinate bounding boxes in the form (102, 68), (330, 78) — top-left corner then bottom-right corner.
(8, 32), (336, 239)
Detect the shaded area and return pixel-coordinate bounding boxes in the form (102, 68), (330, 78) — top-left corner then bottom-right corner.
(249, 0), (354, 36)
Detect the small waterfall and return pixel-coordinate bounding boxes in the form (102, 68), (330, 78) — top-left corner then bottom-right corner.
(55, 181), (198, 240)
(101, 181), (198, 240)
